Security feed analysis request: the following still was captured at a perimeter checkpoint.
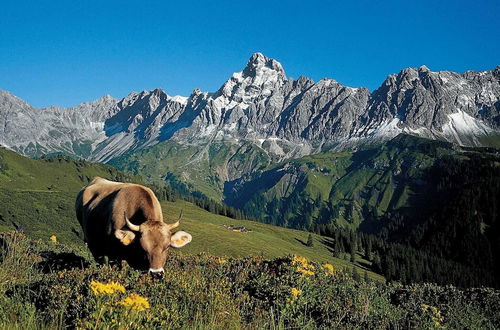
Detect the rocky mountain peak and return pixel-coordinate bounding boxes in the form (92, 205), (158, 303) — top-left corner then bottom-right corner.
(418, 65), (430, 72)
(151, 88), (165, 96)
(215, 53), (287, 104)
(493, 66), (500, 79)
(0, 90), (33, 111)
(101, 94), (114, 101)
(242, 52), (286, 77)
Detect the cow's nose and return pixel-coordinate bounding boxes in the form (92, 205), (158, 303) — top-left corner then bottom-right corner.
(148, 268), (164, 279)
(150, 271), (164, 279)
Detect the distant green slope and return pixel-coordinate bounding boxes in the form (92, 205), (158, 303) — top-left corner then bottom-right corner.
(161, 200), (382, 279)
(0, 147), (379, 279)
(227, 134), (458, 231)
(109, 140), (271, 200)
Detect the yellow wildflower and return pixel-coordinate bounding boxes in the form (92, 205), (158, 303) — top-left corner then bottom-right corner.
(50, 235), (57, 243)
(322, 263), (335, 275)
(119, 293), (150, 311)
(297, 267), (315, 276)
(217, 258), (228, 264)
(291, 287), (302, 298)
(422, 304), (444, 327)
(291, 255), (308, 266)
(288, 287), (303, 304)
(292, 255), (315, 276)
(90, 281), (126, 295)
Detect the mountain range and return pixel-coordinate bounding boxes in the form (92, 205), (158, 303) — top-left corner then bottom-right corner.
(1, 53), (499, 164)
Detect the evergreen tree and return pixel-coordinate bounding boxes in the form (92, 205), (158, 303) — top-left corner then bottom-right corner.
(352, 267), (361, 281)
(366, 239), (372, 261)
(306, 233), (314, 247)
(333, 240), (342, 257)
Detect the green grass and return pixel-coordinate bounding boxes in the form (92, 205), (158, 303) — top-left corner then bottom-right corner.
(0, 147), (142, 249)
(0, 147), (138, 192)
(162, 200), (382, 280)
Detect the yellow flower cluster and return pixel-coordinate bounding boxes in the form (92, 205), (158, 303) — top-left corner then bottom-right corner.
(288, 287), (303, 304)
(422, 304), (444, 327)
(291, 255), (315, 276)
(217, 257), (228, 264)
(53, 284), (71, 295)
(90, 281), (126, 295)
(321, 263), (335, 275)
(50, 235), (57, 243)
(291, 287), (302, 298)
(119, 293), (150, 311)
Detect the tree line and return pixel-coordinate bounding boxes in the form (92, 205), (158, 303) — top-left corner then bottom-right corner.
(150, 184), (247, 220)
(311, 223), (498, 288)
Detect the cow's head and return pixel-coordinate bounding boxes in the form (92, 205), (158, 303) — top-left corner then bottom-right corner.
(114, 212), (191, 276)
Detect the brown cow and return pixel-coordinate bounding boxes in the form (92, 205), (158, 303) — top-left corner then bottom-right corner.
(75, 177), (191, 275)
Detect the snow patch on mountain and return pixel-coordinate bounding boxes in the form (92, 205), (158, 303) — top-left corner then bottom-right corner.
(168, 95), (188, 105)
(441, 110), (494, 145)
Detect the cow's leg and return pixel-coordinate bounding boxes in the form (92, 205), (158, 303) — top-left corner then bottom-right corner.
(95, 255), (106, 265)
(108, 257), (123, 269)
(85, 239), (106, 265)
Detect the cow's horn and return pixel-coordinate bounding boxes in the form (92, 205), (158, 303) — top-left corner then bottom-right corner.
(167, 210), (183, 230)
(168, 221), (180, 230)
(125, 216), (141, 232)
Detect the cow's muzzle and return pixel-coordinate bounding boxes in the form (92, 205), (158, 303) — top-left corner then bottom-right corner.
(149, 268), (164, 279)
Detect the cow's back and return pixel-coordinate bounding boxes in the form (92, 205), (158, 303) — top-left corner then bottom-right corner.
(76, 178), (128, 253)
(77, 177), (123, 219)
(75, 177), (164, 260)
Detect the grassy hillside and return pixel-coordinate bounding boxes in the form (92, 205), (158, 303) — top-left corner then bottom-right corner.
(161, 200), (381, 279)
(0, 145), (499, 328)
(0, 147), (379, 279)
(109, 140), (271, 200)
(228, 135), (458, 230)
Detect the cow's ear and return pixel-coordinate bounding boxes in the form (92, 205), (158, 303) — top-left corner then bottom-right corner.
(115, 229), (136, 246)
(170, 231), (192, 248)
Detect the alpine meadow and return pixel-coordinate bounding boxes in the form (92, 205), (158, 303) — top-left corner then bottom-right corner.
(1, 1), (500, 328)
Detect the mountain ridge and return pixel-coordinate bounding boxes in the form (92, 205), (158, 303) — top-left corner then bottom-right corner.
(1, 53), (499, 163)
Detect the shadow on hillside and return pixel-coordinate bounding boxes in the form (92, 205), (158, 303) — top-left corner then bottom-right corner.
(71, 227), (85, 242)
(318, 237), (335, 254)
(294, 238), (307, 246)
(37, 251), (90, 273)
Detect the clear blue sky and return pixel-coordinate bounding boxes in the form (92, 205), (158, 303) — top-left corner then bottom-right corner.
(1, 0), (499, 108)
